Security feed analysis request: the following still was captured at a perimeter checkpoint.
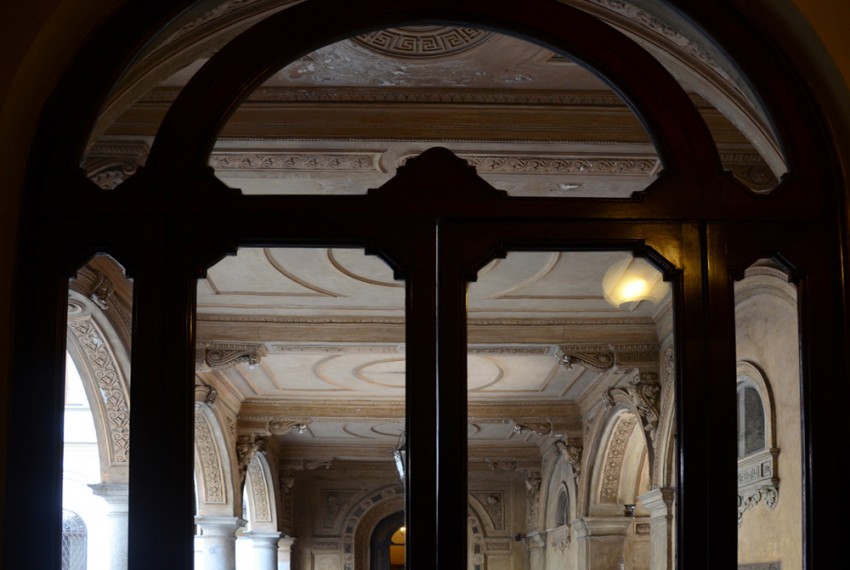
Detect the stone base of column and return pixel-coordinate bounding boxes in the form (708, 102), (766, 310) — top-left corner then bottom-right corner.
(89, 482), (129, 570)
(195, 516), (245, 570)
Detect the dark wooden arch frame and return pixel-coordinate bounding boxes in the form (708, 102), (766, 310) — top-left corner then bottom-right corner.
(5, 1), (847, 569)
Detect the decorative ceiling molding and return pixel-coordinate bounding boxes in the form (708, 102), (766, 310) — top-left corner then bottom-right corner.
(209, 151), (381, 172)
(351, 26), (494, 59)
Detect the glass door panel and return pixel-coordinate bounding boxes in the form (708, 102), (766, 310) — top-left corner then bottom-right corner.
(465, 247), (677, 570)
(734, 259), (803, 569)
(65, 254), (133, 570)
(195, 246), (406, 570)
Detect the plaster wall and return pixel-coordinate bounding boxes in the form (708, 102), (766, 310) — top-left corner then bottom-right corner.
(735, 275), (803, 569)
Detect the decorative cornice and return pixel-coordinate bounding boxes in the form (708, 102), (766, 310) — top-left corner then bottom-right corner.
(558, 347), (615, 372)
(458, 154), (658, 176)
(209, 151), (380, 172)
(513, 421), (552, 436)
(143, 86), (628, 107)
(738, 448), (780, 526)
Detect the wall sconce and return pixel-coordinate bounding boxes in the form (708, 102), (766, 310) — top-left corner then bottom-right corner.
(602, 256), (669, 309)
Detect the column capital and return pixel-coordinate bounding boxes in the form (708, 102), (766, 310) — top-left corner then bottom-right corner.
(638, 487), (675, 516)
(195, 516), (245, 536)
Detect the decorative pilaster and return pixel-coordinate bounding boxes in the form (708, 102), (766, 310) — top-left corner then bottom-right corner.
(195, 516), (244, 570)
(89, 482), (129, 570)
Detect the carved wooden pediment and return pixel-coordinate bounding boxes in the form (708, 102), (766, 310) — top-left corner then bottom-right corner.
(368, 147), (507, 203)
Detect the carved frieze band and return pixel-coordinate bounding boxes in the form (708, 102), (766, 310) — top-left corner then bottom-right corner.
(194, 411), (226, 504)
(67, 318), (130, 464)
(205, 343), (267, 369)
(209, 152), (380, 172)
(246, 458), (272, 522)
(352, 27), (493, 59)
(462, 155), (658, 176)
(600, 416), (638, 502)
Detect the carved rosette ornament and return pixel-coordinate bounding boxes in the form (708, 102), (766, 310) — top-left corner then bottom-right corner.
(205, 343), (267, 369)
(604, 372), (661, 444)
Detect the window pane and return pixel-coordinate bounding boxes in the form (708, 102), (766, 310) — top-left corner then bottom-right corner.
(66, 254), (132, 570)
(195, 246), (406, 569)
(467, 250), (676, 569)
(735, 259), (802, 568)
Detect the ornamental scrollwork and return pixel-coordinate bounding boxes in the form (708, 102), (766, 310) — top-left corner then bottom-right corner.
(205, 343), (267, 369)
(604, 372), (661, 444)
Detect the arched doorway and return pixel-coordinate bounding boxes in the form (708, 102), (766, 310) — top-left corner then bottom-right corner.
(370, 512), (406, 570)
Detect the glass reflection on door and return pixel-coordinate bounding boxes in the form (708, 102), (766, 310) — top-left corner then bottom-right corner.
(467, 250), (677, 569)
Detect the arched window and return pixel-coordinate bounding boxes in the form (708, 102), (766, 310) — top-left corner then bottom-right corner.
(737, 382), (765, 458)
(556, 485), (570, 527)
(736, 363), (780, 524)
(61, 509), (87, 570)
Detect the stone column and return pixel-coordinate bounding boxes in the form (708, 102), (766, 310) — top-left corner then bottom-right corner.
(238, 531), (281, 570)
(573, 517), (632, 569)
(638, 487), (675, 570)
(195, 516), (244, 570)
(89, 482), (129, 570)
(277, 537), (295, 570)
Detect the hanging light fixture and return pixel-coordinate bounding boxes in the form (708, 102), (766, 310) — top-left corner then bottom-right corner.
(393, 431), (406, 480)
(602, 255), (669, 309)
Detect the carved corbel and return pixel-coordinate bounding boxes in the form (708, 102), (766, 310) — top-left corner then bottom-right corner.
(194, 382), (217, 408)
(205, 343), (267, 369)
(488, 460), (518, 472)
(557, 347), (615, 372)
(513, 421), (552, 436)
(604, 372), (661, 443)
(268, 420), (310, 435)
(236, 435), (266, 487)
(554, 440), (584, 478)
(89, 271), (114, 309)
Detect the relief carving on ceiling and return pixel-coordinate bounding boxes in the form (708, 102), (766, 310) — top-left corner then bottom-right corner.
(352, 26), (494, 59)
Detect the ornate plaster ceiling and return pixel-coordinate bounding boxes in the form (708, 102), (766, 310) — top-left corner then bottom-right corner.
(195, 247), (668, 461)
